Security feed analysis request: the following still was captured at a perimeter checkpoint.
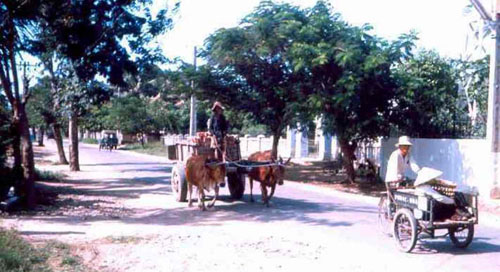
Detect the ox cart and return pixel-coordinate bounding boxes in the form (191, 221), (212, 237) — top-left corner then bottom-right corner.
(378, 182), (479, 253)
(168, 134), (250, 201)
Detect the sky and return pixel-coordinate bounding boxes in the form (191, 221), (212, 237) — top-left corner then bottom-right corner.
(155, 0), (487, 64)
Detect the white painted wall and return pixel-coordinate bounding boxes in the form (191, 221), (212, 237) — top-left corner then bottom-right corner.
(380, 138), (493, 197)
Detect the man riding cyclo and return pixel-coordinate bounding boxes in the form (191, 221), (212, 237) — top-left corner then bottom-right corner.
(385, 136), (473, 221)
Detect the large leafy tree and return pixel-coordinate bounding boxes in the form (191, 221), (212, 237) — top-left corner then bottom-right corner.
(198, 0), (308, 159)
(393, 50), (467, 138)
(32, 0), (177, 171)
(290, 1), (416, 182)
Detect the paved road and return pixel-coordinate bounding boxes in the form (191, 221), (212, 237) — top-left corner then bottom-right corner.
(8, 140), (500, 272)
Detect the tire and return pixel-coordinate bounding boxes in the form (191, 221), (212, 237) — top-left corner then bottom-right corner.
(393, 208), (418, 253)
(227, 172), (245, 200)
(378, 196), (392, 236)
(449, 223), (474, 248)
(171, 164), (187, 202)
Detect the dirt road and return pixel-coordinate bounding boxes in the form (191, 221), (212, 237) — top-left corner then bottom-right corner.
(2, 139), (500, 272)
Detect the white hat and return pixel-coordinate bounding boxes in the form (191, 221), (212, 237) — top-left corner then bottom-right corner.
(414, 167), (442, 186)
(395, 136), (413, 147)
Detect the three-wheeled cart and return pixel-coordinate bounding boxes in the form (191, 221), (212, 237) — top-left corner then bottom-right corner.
(378, 183), (478, 252)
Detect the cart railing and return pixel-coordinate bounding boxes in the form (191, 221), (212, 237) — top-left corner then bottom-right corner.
(392, 190), (478, 229)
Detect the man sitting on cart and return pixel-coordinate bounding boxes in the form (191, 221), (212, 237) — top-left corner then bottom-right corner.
(208, 101), (229, 187)
(208, 101), (228, 161)
(385, 135), (420, 187)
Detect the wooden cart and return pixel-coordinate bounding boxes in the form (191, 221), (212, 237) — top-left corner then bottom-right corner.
(167, 135), (246, 202)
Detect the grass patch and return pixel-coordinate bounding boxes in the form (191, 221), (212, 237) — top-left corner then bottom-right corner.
(0, 228), (51, 272)
(81, 138), (98, 145)
(35, 169), (64, 182)
(40, 240), (89, 272)
(119, 141), (165, 156)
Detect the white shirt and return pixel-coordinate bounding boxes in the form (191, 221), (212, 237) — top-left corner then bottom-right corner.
(385, 149), (420, 182)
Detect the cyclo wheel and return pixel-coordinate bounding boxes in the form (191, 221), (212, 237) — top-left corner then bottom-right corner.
(171, 164), (187, 202)
(393, 208), (418, 253)
(449, 223), (474, 248)
(378, 196), (392, 236)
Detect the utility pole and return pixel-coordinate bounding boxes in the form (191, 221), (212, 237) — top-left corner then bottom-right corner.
(488, 2), (500, 198)
(471, 0), (500, 198)
(189, 46), (197, 136)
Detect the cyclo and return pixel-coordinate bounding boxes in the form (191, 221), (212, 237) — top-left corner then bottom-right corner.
(378, 170), (479, 253)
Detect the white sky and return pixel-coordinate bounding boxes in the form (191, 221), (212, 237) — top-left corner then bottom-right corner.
(156, 0), (486, 63)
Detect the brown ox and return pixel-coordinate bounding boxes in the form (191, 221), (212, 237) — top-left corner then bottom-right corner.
(247, 150), (291, 207)
(185, 155), (226, 210)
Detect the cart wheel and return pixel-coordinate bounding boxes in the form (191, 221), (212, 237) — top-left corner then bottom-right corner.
(171, 164), (187, 202)
(449, 223), (474, 248)
(378, 196), (392, 236)
(393, 208), (418, 253)
(227, 172), (245, 200)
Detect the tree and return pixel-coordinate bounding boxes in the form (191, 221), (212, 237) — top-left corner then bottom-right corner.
(104, 95), (150, 135)
(0, 93), (10, 168)
(25, 77), (53, 147)
(198, 1), (307, 159)
(393, 50), (468, 138)
(290, 1), (416, 182)
(0, 1), (40, 208)
(455, 55), (489, 137)
(33, 0), (177, 171)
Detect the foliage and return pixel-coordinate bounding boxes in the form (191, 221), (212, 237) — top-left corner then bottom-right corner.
(25, 77), (55, 129)
(294, 1), (415, 141)
(81, 138), (99, 145)
(454, 55), (489, 137)
(282, 1), (415, 181)
(34, 169), (63, 182)
(0, 94), (10, 168)
(0, 228), (51, 272)
(198, 0), (309, 157)
(393, 50), (469, 138)
(120, 141), (165, 156)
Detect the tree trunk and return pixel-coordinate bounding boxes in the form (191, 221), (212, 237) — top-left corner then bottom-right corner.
(37, 127), (44, 146)
(52, 123), (68, 165)
(11, 121), (23, 181)
(16, 104), (36, 209)
(69, 112), (80, 171)
(271, 130), (281, 160)
(339, 138), (357, 183)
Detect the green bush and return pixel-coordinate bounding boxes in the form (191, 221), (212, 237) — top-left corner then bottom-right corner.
(120, 141), (165, 156)
(81, 138), (98, 144)
(35, 169), (63, 182)
(0, 229), (51, 272)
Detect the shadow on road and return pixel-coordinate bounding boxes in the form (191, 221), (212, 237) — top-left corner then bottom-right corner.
(412, 237), (500, 255)
(32, 190), (379, 230)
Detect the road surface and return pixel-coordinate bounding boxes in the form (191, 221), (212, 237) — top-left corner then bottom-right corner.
(2, 140), (500, 272)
